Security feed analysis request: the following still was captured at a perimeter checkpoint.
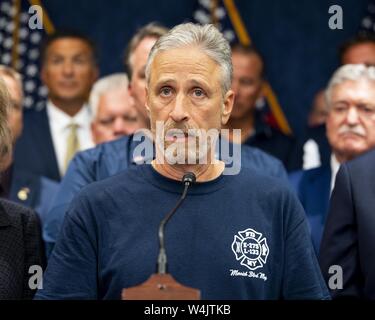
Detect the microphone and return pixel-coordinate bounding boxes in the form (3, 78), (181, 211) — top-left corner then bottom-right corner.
(122, 171), (200, 300)
(157, 172), (196, 274)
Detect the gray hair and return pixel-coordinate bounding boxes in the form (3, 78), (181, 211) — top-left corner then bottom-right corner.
(89, 73), (130, 118)
(145, 23), (232, 95)
(0, 64), (24, 101)
(325, 64), (375, 106)
(0, 78), (12, 170)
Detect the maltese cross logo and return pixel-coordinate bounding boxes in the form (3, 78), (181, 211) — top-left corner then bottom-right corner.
(231, 228), (269, 271)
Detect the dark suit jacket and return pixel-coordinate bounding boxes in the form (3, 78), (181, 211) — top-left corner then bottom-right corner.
(0, 199), (45, 299)
(8, 169), (59, 231)
(289, 166), (331, 253)
(14, 107), (60, 182)
(319, 149), (375, 299)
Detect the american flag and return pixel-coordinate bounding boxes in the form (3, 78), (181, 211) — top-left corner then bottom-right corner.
(0, 0), (48, 110)
(192, 0), (237, 43)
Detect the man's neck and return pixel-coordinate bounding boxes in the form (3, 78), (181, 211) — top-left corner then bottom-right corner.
(333, 151), (352, 164)
(49, 97), (86, 117)
(224, 111), (255, 144)
(151, 159), (225, 183)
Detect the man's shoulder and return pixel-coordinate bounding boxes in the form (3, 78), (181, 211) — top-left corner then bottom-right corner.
(346, 149), (375, 173)
(339, 149), (375, 193)
(19, 107), (48, 137)
(241, 143), (283, 166)
(240, 144), (287, 179)
(10, 169), (54, 203)
(234, 165), (291, 195)
(23, 106), (47, 122)
(289, 165), (330, 184)
(74, 135), (131, 164)
(76, 163), (143, 197)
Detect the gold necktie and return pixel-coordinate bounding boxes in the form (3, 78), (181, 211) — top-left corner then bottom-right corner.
(64, 122), (80, 171)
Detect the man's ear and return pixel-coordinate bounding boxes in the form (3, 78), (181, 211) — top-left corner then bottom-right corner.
(221, 89), (235, 125)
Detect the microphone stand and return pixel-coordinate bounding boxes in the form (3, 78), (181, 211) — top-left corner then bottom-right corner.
(122, 172), (201, 300)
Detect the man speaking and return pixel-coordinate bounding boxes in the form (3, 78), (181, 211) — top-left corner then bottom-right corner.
(36, 23), (329, 300)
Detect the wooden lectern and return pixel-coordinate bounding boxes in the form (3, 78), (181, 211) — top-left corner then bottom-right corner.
(122, 273), (200, 300)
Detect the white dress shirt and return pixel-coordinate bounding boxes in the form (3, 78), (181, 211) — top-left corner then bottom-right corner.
(330, 154), (341, 195)
(302, 139), (321, 170)
(46, 100), (94, 176)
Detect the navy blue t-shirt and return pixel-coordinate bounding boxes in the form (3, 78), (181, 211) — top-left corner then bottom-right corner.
(36, 164), (329, 300)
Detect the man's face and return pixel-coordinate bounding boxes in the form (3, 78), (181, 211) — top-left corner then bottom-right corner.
(231, 51), (263, 119)
(342, 42), (375, 66)
(326, 79), (375, 162)
(1, 74), (23, 143)
(91, 88), (140, 144)
(129, 37), (157, 121)
(146, 46), (233, 164)
(41, 37), (98, 104)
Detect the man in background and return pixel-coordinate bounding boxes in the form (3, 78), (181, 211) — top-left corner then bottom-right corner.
(223, 44), (300, 172)
(43, 23), (169, 252)
(89, 73), (141, 144)
(14, 30), (99, 181)
(290, 64), (375, 253)
(302, 33), (375, 170)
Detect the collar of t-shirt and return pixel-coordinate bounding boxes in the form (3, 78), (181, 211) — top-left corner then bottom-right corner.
(46, 100), (94, 176)
(140, 164), (228, 195)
